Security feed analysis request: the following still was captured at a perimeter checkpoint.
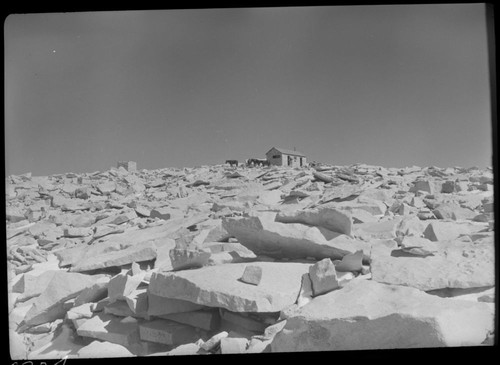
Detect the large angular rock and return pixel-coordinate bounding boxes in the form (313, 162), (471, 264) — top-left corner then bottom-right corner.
(125, 288), (149, 316)
(13, 270), (59, 300)
(271, 280), (494, 351)
(108, 271), (145, 303)
(432, 203), (476, 220)
(275, 203), (352, 235)
(23, 272), (99, 327)
(308, 259), (339, 296)
(409, 179), (442, 194)
(149, 262), (310, 312)
(371, 241), (494, 291)
(222, 216), (353, 260)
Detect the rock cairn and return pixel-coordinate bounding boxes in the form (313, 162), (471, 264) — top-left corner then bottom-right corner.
(7, 162), (495, 359)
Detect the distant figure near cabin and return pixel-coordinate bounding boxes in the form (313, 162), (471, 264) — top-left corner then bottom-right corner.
(225, 160), (238, 167)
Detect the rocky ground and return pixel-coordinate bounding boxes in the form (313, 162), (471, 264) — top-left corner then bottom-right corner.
(6, 162), (495, 359)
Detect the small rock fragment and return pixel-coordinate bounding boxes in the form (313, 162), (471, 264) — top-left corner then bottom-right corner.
(239, 265), (263, 286)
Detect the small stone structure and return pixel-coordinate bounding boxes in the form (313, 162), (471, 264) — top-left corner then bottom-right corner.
(117, 161), (137, 172)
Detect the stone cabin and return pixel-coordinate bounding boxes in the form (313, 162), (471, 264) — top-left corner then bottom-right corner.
(265, 147), (307, 168)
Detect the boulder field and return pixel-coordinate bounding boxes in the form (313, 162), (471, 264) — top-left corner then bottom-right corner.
(7, 162), (495, 359)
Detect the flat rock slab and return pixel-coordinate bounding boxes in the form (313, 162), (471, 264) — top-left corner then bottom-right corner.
(149, 262), (311, 312)
(371, 241), (494, 291)
(222, 216), (353, 260)
(23, 271), (100, 327)
(271, 280), (494, 351)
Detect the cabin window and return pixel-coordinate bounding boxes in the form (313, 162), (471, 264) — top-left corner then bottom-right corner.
(273, 155), (280, 159)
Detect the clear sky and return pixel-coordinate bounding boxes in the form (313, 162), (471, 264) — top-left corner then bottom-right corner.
(4, 4), (493, 176)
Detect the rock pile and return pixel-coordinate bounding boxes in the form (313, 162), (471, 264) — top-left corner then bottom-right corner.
(7, 163), (495, 359)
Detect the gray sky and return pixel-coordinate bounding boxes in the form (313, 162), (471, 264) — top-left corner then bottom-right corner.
(4, 4), (492, 176)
